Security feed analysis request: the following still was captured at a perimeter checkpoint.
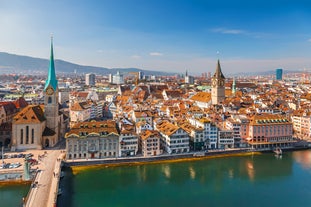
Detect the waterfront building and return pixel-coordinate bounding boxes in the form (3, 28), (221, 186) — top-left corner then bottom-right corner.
(217, 127), (234, 149)
(179, 121), (204, 151)
(65, 120), (120, 159)
(211, 60), (226, 105)
(119, 128), (138, 157)
(85, 73), (96, 86)
(188, 117), (218, 149)
(11, 38), (67, 150)
(225, 117), (242, 148)
(276, 68), (283, 80)
(291, 110), (311, 140)
(139, 130), (162, 157)
(155, 120), (190, 154)
(246, 114), (294, 149)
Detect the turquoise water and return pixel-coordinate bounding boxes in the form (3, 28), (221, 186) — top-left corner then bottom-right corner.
(0, 184), (29, 207)
(59, 150), (311, 207)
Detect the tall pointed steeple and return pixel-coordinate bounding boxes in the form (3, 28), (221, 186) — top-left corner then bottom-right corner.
(213, 59), (225, 79)
(44, 36), (58, 91)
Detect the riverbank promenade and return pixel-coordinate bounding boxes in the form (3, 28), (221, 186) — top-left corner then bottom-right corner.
(24, 150), (64, 207)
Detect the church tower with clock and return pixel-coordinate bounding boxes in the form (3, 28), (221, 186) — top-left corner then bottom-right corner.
(44, 37), (60, 145)
(211, 59), (226, 105)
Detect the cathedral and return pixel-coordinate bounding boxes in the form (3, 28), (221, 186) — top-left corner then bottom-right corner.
(11, 38), (67, 151)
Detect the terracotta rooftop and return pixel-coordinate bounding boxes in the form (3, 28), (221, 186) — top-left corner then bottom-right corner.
(13, 105), (46, 124)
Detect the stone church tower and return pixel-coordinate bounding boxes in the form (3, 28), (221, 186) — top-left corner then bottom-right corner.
(44, 37), (60, 146)
(211, 60), (226, 105)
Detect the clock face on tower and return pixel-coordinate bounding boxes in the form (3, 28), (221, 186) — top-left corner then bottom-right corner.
(46, 87), (54, 95)
(212, 79), (217, 86)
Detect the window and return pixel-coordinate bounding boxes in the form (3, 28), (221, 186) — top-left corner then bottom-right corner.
(31, 129), (34, 144)
(26, 126), (29, 144)
(20, 129), (23, 144)
(48, 97), (52, 104)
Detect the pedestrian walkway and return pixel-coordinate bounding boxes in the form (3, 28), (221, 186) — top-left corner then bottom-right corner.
(24, 150), (63, 207)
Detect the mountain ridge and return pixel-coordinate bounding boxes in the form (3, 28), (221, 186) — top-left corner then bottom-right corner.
(0, 52), (173, 76)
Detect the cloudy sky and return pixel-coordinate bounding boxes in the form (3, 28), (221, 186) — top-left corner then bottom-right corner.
(1, 0), (311, 74)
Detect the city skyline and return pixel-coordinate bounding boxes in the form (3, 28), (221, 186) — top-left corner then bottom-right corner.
(1, 0), (311, 74)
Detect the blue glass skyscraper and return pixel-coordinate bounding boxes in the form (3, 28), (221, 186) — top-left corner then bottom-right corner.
(276, 68), (283, 80)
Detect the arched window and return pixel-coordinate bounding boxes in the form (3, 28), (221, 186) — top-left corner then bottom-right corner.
(20, 129), (23, 144)
(31, 129), (34, 144)
(26, 126), (29, 144)
(48, 97), (52, 104)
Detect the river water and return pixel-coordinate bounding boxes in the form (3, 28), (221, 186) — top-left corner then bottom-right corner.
(57, 149), (311, 207)
(0, 183), (29, 207)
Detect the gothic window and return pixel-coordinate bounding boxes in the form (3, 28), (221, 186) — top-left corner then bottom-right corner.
(31, 129), (34, 144)
(48, 97), (52, 104)
(20, 129), (23, 144)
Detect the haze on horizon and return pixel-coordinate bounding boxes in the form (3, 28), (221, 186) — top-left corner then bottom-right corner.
(1, 0), (311, 75)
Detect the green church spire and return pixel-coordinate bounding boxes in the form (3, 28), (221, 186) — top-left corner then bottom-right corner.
(44, 36), (58, 91)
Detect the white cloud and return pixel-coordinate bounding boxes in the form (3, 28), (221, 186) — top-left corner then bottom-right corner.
(211, 28), (246, 35)
(149, 52), (163, 56)
(308, 39), (311, 42)
(131, 55), (141, 59)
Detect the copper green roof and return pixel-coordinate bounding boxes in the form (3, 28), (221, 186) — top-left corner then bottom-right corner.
(44, 37), (58, 91)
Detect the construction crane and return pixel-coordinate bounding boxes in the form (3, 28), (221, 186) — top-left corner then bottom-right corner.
(129, 72), (140, 85)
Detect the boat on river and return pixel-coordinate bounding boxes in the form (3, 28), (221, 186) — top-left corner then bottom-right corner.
(274, 147), (282, 155)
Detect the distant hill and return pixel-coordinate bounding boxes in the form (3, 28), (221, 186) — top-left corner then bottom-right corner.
(0, 52), (173, 76)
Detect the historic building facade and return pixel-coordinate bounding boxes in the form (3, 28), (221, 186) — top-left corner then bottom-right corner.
(65, 120), (120, 159)
(11, 38), (67, 150)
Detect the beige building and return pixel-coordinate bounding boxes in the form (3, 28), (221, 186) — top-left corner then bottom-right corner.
(65, 120), (120, 159)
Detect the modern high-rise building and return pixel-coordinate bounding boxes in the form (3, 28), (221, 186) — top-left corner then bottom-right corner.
(85, 73), (96, 86)
(276, 68), (283, 80)
(113, 71), (124, 85)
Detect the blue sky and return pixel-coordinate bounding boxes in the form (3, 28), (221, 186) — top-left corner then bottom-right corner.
(1, 0), (311, 74)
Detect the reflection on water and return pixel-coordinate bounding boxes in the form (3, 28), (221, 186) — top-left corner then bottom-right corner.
(162, 164), (171, 179)
(293, 150), (311, 169)
(189, 166), (196, 180)
(246, 160), (255, 181)
(58, 150), (311, 207)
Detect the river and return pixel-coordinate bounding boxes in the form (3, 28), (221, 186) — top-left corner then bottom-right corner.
(57, 149), (311, 207)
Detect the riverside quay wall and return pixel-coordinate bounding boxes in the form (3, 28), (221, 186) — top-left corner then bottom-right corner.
(65, 149), (255, 167)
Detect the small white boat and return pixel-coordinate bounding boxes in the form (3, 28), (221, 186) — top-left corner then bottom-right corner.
(274, 147), (282, 155)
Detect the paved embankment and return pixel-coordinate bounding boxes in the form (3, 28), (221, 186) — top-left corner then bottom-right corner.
(66, 149), (254, 167)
